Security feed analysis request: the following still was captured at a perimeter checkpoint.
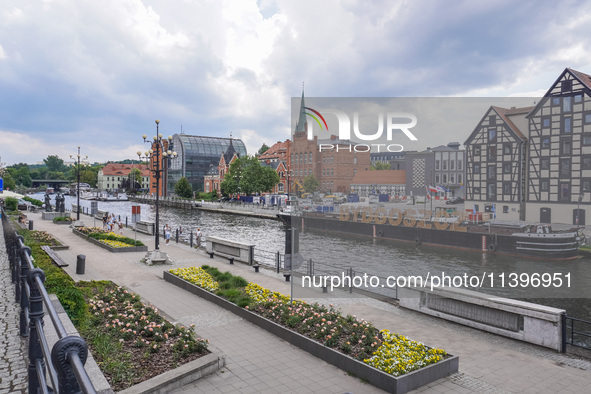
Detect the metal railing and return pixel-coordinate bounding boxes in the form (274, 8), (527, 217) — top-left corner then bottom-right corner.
(1, 206), (97, 394)
(562, 314), (591, 352)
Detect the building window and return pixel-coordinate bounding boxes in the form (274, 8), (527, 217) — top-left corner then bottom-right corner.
(450, 160), (455, 170)
(442, 174), (447, 183)
(541, 179), (549, 191)
(560, 182), (571, 201)
(560, 158), (571, 177)
(583, 155), (591, 170)
(474, 187), (481, 194)
(583, 179), (591, 192)
(575, 94), (583, 103)
(542, 137), (550, 149)
(488, 128), (497, 141)
(353, 156), (357, 165)
(331, 156), (334, 164)
(503, 205), (509, 213)
(487, 183), (496, 200)
(435, 174), (440, 183)
(489, 115), (496, 125)
(585, 112), (591, 124)
(457, 174), (463, 185)
(474, 145), (481, 156)
(563, 96), (572, 112)
(487, 165), (496, 180)
(552, 97), (561, 106)
(540, 157), (550, 170)
(450, 173), (455, 184)
(564, 117), (572, 133)
(561, 138), (572, 155)
(562, 79), (572, 92)
(503, 182), (511, 195)
(503, 163), (511, 174)
(503, 143), (511, 155)
(542, 116), (551, 128)
(458, 160), (463, 170)
(435, 160), (440, 170)
(442, 160), (447, 170)
(488, 146), (496, 160)
(474, 163), (481, 173)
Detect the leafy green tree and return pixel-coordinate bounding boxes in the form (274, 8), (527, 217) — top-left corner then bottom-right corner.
(7, 166), (32, 187)
(257, 143), (270, 157)
(371, 162), (391, 170)
(239, 157), (280, 194)
(43, 155), (66, 172)
(220, 158), (243, 195)
(174, 177), (193, 198)
(303, 174), (319, 193)
(1, 171), (16, 191)
(30, 166), (49, 180)
(4, 197), (18, 211)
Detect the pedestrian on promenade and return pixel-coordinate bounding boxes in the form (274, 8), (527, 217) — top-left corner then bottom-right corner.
(195, 227), (202, 248)
(179, 226), (183, 237)
(102, 215), (108, 230)
(118, 220), (124, 235)
(165, 224), (171, 245)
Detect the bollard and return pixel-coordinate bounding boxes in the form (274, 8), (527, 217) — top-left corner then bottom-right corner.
(176, 229), (179, 243)
(76, 255), (86, 275)
(29, 220), (34, 230)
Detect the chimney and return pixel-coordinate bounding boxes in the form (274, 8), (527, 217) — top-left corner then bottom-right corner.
(330, 135), (337, 141)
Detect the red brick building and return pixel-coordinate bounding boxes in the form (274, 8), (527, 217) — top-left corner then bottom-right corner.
(203, 140), (240, 195)
(291, 91), (370, 194)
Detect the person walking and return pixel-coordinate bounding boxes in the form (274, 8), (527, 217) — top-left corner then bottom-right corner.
(165, 224), (171, 245)
(195, 227), (202, 248)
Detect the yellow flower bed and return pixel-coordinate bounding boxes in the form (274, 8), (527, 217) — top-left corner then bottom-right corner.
(363, 329), (447, 376)
(99, 239), (135, 248)
(245, 282), (291, 303)
(169, 267), (219, 292)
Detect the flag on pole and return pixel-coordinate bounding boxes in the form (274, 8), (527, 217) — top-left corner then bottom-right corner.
(436, 185), (445, 193)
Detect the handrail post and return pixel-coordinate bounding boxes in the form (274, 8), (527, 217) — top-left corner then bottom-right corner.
(561, 312), (567, 353)
(276, 251), (280, 273)
(27, 268), (47, 394)
(51, 336), (89, 394)
(19, 245), (31, 337)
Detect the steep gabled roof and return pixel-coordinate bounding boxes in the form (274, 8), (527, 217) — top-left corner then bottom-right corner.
(464, 105), (530, 146)
(527, 67), (591, 118)
(222, 139), (239, 164)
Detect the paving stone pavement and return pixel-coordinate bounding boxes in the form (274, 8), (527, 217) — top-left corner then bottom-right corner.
(0, 223), (28, 394)
(3, 210), (591, 393)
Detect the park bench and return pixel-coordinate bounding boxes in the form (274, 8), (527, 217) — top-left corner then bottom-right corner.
(41, 245), (69, 267)
(206, 236), (260, 272)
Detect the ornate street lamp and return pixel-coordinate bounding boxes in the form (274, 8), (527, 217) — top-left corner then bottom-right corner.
(69, 147), (88, 221)
(140, 120), (177, 252)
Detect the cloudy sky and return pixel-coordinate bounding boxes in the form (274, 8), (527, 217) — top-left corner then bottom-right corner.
(1, 0), (590, 165)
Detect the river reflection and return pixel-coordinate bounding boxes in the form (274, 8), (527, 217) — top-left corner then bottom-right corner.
(35, 193), (591, 320)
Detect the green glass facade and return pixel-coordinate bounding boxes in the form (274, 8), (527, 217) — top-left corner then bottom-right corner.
(168, 135), (247, 193)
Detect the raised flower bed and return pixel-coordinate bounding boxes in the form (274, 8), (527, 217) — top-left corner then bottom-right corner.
(73, 226), (148, 253)
(164, 267), (458, 394)
(53, 216), (74, 225)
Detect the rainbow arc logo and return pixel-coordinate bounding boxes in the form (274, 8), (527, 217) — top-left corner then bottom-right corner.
(305, 107), (328, 132)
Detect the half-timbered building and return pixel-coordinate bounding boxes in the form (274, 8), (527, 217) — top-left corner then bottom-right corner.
(526, 68), (591, 225)
(464, 105), (531, 221)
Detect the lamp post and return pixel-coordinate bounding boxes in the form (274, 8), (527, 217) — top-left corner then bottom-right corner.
(577, 193), (584, 227)
(69, 147), (88, 221)
(140, 120), (177, 251)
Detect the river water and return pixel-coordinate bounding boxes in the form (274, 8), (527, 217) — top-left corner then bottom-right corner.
(35, 193), (591, 321)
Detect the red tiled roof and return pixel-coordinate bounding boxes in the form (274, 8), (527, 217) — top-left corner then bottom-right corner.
(258, 140), (291, 160)
(491, 106), (532, 140)
(101, 163), (150, 177)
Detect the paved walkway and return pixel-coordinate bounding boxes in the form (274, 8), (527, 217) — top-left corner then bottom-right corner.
(3, 211), (591, 393)
(0, 221), (28, 393)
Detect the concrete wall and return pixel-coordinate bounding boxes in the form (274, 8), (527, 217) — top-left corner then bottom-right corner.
(398, 283), (565, 351)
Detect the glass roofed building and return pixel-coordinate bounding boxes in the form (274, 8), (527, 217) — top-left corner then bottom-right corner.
(168, 134), (247, 193)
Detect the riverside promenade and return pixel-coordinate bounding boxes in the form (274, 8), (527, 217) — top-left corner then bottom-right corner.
(2, 210), (591, 393)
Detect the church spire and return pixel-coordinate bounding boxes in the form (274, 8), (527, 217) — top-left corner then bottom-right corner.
(295, 83), (307, 133)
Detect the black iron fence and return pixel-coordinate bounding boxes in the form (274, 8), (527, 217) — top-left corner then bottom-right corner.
(562, 314), (591, 353)
(1, 206), (97, 393)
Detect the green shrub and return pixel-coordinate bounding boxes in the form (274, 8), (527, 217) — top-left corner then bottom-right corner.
(24, 196), (43, 206)
(4, 197), (18, 211)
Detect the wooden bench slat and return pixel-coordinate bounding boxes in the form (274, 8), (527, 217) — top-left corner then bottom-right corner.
(41, 245), (69, 267)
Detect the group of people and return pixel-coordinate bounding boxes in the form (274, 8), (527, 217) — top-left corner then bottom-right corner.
(162, 224), (202, 247)
(102, 213), (124, 234)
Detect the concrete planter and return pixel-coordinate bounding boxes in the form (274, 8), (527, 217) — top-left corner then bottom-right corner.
(163, 271), (458, 394)
(72, 228), (148, 253)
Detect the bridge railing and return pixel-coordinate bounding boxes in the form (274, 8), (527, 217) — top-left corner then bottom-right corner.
(1, 206), (97, 394)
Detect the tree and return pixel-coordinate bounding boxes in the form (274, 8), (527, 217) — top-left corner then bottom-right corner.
(371, 162), (391, 170)
(221, 155), (280, 195)
(1, 171), (16, 191)
(7, 166), (32, 187)
(126, 168), (142, 191)
(43, 155), (66, 172)
(80, 168), (98, 188)
(303, 174), (319, 193)
(174, 177), (193, 198)
(239, 157), (280, 194)
(256, 143), (270, 157)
